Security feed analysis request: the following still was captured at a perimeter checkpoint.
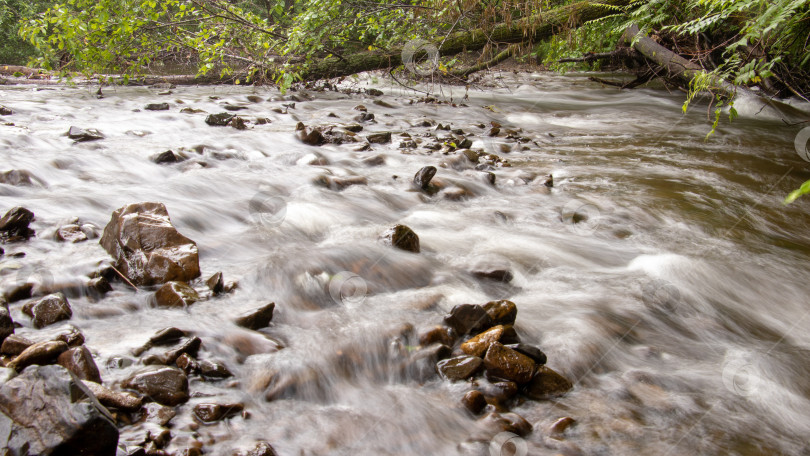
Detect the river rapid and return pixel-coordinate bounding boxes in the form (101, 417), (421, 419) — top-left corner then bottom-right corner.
(1, 72), (810, 455)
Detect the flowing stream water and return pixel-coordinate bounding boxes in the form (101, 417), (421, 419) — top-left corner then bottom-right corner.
(1, 72), (810, 455)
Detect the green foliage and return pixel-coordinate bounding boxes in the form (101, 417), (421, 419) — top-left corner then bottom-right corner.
(0, 0), (50, 63)
(785, 179), (810, 204)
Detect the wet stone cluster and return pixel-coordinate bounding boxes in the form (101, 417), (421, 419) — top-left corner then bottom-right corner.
(0, 201), (278, 455)
(415, 299), (575, 446)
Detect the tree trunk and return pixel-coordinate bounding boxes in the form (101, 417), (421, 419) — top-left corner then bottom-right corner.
(298, 0), (637, 81)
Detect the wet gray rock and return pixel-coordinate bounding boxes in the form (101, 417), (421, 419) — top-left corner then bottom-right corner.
(0, 206), (35, 239)
(437, 355), (483, 381)
(23, 292), (73, 328)
(205, 112), (234, 126)
(443, 304), (492, 336)
(7, 340), (69, 371)
(100, 202), (201, 286)
(67, 126), (104, 141)
(483, 342), (535, 384)
(0, 365), (118, 455)
(192, 402), (244, 423)
(0, 105), (12, 115)
(145, 103), (170, 111)
(152, 281), (199, 308)
(122, 366), (189, 406)
(57, 345), (102, 383)
(83, 380), (143, 412)
(380, 224), (420, 253)
(523, 366), (573, 400)
(413, 166), (437, 191)
(234, 302), (275, 330)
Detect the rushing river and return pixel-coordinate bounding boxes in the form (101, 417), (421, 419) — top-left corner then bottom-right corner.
(1, 72), (810, 455)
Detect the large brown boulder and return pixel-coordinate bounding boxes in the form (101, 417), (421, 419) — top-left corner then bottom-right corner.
(99, 202), (200, 286)
(0, 365), (119, 455)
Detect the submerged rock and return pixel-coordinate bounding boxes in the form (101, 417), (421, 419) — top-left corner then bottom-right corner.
(0, 106), (12, 115)
(99, 202), (201, 286)
(0, 365), (118, 455)
(0, 169), (36, 186)
(379, 224), (420, 253)
(22, 293), (73, 328)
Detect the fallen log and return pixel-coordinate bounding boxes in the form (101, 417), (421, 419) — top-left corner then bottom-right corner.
(298, 0), (638, 81)
(623, 24), (810, 123)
